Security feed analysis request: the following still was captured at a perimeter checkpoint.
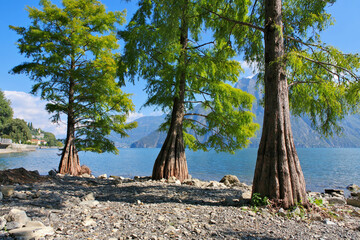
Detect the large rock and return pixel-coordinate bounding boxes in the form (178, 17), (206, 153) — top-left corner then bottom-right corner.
(220, 175), (240, 186)
(5, 209), (30, 226)
(0, 168), (44, 185)
(326, 197), (346, 205)
(0, 216), (6, 230)
(347, 184), (360, 192)
(98, 174), (107, 179)
(9, 226), (54, 239)
(324, 189), (344, 197)
(182, 178), (207, 188)
(80, 165), (91, 175)
(207, 181), (226, 188)
(82, 192), (95, 201)
(347, 198), (360, 208)
(1, 186), (14, 198)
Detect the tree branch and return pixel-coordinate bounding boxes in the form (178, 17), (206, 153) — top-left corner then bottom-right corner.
(204, 7), (264, 32)
(295, 53), (359, 81)
(184, 113), (208, 118)
(186, 41), (215, 50)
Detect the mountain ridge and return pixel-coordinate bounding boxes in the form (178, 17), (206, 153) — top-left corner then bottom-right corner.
(112, 76), (360, 148)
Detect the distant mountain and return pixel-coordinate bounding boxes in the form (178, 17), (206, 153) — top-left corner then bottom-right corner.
(109, 115), (165, 148)
(117, 76), (360, 148)
(130, 130), (167, 148)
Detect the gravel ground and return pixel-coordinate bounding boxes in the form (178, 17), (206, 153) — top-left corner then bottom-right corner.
(0, 174), (359, 239)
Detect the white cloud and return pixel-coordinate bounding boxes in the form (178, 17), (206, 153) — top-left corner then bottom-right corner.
(127, 110), (164, 123)
(126, 112), (145, 123)
(239, 60), (258, 77)
(4, 91), (67, 138)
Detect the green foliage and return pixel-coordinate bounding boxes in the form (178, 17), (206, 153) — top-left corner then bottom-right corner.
(10, 0), (136, 154)
(251, 193), (269, 207)
(43, 132), (57, 146)
(0, 90), (13, 129)
(1, 119), (31, 143)
(120, 0), (258, 153)
(308, 196), (324, 207)
(205, 0), (360, 137)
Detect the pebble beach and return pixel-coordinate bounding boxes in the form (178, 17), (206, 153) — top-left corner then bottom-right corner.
(0, 171), (359, 239)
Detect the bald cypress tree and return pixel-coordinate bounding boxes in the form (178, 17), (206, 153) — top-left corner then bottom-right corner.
(120, 0), (259, 181)
(11, 0), (136, 175)
(205, 0), (360, 207)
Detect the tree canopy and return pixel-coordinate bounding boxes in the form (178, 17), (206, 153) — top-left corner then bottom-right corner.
(120, 0), (259, 153)
(0, 90), (13, 128)
(205, 0), (360, 136)
(1, 119), (31, 144)
(10, 0), (136, 175)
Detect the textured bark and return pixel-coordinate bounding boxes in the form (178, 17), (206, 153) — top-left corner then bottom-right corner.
(151, 95), (189, 182)
(252, 0), (308, 208)
(152, 3), (189, 182)
(58, 130), (81, 176)
(58, 64), (81, 176)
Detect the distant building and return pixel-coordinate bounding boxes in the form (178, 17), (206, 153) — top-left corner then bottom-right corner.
(30, 139), (47, 145)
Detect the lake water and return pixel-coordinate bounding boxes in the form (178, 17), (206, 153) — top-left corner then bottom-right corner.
(0, 148), (359, 193)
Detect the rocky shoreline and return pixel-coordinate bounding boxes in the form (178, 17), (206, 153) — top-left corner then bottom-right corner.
(0, 170), (359, 239)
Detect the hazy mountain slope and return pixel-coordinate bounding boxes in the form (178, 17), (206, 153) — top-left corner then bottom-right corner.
(108, 115), (165, 148)
(122, 76), (360, 148)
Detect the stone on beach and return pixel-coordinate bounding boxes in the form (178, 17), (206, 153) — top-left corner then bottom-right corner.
(347, 184), (360, 192)
(9, 226), (54, 239)
(220, 175), (240, 186)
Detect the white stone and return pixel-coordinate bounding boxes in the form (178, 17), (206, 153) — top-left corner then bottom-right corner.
(6, 209), (30, 226)
(25, 221), (45, 228)
(83, 218), (96, 226)
(167, 176), (177, 183)
(81, 173), (91, 178)
(0, 192), (3, 201)
(79, 200), (99, 207)
(13, 192), (27, 199)
(0, 217), (6, 230)
(324, 219), (336, 225)
(98, 174), (107, 179)
(241, 191), (252, 200)
(164, 226), (176, 234)
(82, 192), (95, 201)
(9, 226), (54, 239)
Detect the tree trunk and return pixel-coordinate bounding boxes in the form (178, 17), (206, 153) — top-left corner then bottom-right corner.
(252, 0), (308, 208)
(152, 3), (189, 182)
(58, 67), (81, 176)
(152, 95), (189, 182)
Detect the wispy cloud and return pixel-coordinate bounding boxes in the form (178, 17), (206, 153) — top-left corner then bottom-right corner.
(239, 60), (258, 76)
(4, 91), (67, 138)
(127, 110), (164, 123)
(127, 112), (145, 123)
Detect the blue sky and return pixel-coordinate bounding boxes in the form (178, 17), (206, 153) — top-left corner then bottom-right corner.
(0, 0), (359, 138)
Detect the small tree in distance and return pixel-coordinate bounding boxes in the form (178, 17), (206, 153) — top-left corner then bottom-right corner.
(10, 0), (136, 175)
(0, 90), (13, 129)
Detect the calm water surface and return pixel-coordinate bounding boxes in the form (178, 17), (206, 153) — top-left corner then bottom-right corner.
(0, 148), (359, 192)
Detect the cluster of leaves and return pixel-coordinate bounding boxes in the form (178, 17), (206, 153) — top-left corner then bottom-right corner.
(251, 192), (270, 207)
(204, 0), (360, 138)
(120, 0), (259, 153)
